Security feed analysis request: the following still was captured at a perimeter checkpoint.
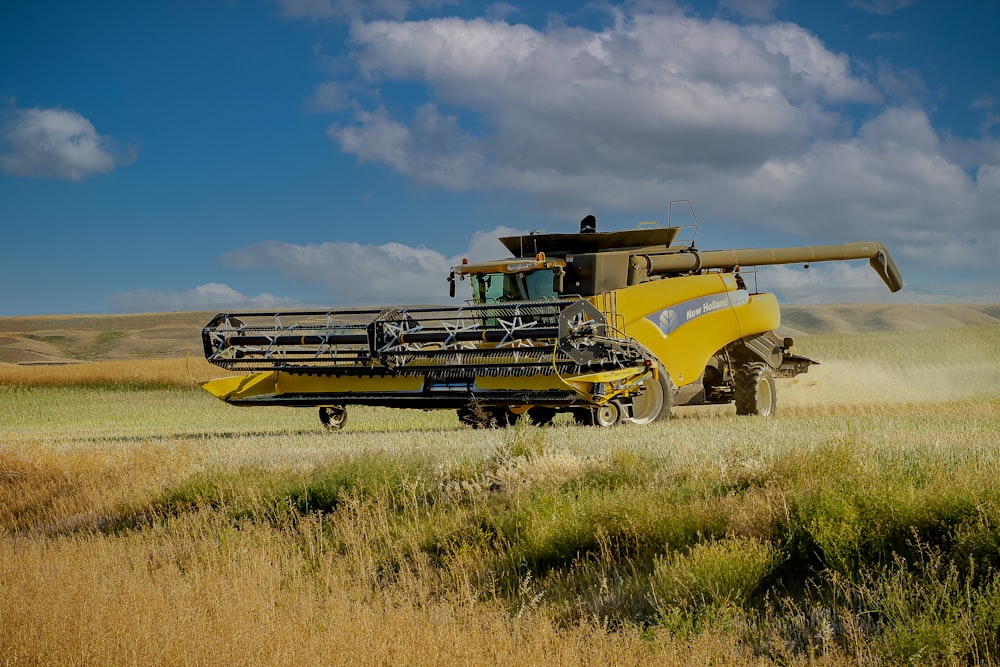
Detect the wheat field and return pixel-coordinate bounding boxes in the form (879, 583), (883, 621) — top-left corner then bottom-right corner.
(2, 324), (999, 665)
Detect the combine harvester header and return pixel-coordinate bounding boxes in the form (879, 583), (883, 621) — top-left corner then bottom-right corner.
(200, 203), (903, 429)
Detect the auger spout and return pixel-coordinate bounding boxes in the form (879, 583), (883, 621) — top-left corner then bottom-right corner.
(641, 241), (904, 292)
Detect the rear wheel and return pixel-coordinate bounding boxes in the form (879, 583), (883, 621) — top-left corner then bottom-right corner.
(734, 363), (777, 417)
(628, 366), (674, 424)
(319, 405), (347, 430)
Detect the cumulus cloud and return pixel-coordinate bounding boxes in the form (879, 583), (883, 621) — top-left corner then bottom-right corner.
(106, 227), (527, 312)
(314, 9), (998, 272)
(105, 283), (301, 312)
(875, 59), (929, 102)
(328, 12), (880, 190)
(220, 226), (524, 306)
(0, 105), (136, 181)
(704, 108), (1000, 268)
(340, 13), (877, 173)
(333, 104), (484, 189)
(309, 81), (354, 112)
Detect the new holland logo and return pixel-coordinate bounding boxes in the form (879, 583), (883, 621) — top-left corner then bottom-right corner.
(648, 290), (749, 337)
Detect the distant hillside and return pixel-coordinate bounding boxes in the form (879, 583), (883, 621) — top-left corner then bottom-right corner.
(1, 304), (998, 364)
(0, 312), (212, 364)
(777, 304), (1000, 338)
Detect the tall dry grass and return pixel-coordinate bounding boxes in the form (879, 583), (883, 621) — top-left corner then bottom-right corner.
(2, 509), (780, 666)
(2, 325), (999, 665)
(0, 355), (218, 388)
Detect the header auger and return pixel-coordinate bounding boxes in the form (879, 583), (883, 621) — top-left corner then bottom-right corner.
(200, 205), (903, 430)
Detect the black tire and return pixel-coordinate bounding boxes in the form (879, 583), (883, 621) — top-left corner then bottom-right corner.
(628, 365), (674, 424)
(319, 405), (348, 430)
(734, 362), (777, 417)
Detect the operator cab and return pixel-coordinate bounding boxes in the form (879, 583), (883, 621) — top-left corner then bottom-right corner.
(449, 255), (566, 305)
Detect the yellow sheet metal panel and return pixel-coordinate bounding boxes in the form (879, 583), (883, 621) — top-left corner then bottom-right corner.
(200, 371), (425, 400)
(609, 273), (747, 387)
(199, 372), (277, 400)
(274, 373), (424, 395)
(732, 293), (781, 338)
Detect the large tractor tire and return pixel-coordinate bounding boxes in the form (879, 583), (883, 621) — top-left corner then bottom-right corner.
(734, 362), (777, 417)
(628, 366), (674, 424)
(319, 405), (348, 430)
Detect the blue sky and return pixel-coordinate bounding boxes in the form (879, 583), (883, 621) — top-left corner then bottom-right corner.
(1, 0), (998, 316)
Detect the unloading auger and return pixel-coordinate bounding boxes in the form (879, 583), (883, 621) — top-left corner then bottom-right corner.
(200, 204), (903, 429)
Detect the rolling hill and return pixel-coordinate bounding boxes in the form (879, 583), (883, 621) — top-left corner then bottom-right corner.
(1, 304), (998, 365)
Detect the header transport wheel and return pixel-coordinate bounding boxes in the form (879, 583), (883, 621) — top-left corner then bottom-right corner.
(734, 362), (777, 417)
(593, 400), (625, 428)
(319, 405), (348, 431)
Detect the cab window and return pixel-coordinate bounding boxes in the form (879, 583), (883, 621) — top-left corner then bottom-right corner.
(472, 270), (557, 304)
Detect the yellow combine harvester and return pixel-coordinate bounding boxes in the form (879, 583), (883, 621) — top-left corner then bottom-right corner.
(200, 206), (903, 429)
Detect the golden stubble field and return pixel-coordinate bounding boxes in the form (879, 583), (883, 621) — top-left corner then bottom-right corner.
(1, 318), (999, 666)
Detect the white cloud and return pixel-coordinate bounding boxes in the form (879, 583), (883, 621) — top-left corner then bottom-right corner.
(104, 228), (528, 313)
(762, 262), (885, 290)
(755, 262), (892, 303)
(309, 81), (353, 112)
(0, 105), (136, 181)
(875, 59), (929, 102)
(219, 226), (525, 306)
(332, 12), (878, 182)
(333, 104), (484, 189)
(105, 283), (301, 312)
(465, 226), (523, 262)
(704, 108), (1000, 269)
(316, 10), (998, 273)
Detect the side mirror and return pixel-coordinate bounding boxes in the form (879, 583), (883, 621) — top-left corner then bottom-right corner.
(552, 267), (565, 294)
(448, 271), (456, 298)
